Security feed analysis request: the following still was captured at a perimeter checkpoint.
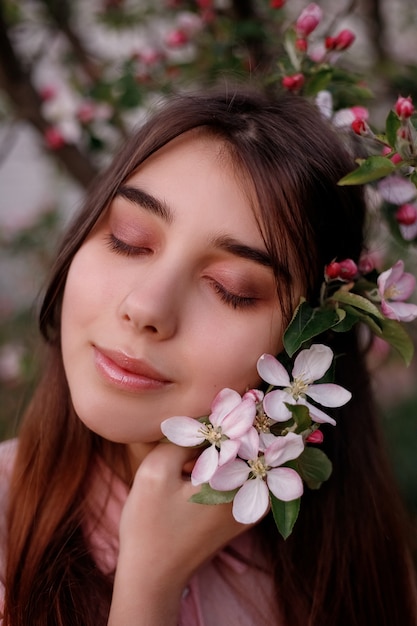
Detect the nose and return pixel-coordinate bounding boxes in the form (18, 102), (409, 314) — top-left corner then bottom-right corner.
(118, 263), (181, 340)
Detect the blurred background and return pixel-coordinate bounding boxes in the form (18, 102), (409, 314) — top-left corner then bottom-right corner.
(0, 0), (416, 516)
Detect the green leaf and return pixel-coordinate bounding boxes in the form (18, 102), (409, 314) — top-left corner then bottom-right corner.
(297, 447), (332, 490)
(283, 29), (301, 72)
(190, 483), (238, 505)
(338, 156), (395, 185)
(385, 109), (401, 148)
(270, 493), (300, 540)
(283, 300), (342, 357)
(375, 317), (414, 366)
(304, 67), (334, 96)
(284, 403), (312, 432)
(410, 170), (417, 187)
(331, 308), (358, 332)
(331, 289), (383, 318)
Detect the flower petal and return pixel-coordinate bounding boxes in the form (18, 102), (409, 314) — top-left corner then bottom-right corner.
(210, 458), (250, 491)
(304, 400), (336, 425)
(238, 428), (261, 460)
(399, 221), (417, 241)
(292, 344), (333, 383)
(378, 175), (416, 205)
(259, 431), (278, 451)
(191, 445), (219, 486)
(209, 388), (243, 426)
(381, 299), (417, 322)
(378, 260), (404, 294)
(306, 383), (352, 407)
(221, 398), (256, 438)
(263, 389), (293, 421)
(257, 354), (290, 387)
(267, 467), (304, 501)
(315, 90), (333, 119)
(392, 272), (416, 301)
(264, 432), (304, 467)
(218, 438), (241, 466)
(232, 478), (270, 524)
(160, 416), (206, 446)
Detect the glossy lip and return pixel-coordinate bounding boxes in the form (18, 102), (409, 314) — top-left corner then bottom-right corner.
(93, 345), (172, 392)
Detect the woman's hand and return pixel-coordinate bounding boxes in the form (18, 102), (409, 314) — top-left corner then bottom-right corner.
(108, 442), (246, 625)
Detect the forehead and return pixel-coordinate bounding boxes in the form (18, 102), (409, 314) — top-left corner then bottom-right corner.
(124, 130), (261, 231)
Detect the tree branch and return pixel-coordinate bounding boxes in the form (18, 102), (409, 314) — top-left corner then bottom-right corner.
(0, 6), (97, 188)
(39, 0), (102, 83)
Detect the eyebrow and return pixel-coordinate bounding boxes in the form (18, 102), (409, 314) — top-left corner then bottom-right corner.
(116, 184), (272, 268)
(211, 235), (272, 267)
(116, 185), (173, 223)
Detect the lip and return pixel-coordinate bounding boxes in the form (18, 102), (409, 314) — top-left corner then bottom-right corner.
(93, 345), (172, 392)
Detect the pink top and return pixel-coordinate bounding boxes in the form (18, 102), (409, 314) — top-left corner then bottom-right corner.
(0, 439), (275, 625)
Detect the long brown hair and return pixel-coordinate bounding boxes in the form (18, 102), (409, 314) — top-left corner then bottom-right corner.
(4, 87), (417, 624)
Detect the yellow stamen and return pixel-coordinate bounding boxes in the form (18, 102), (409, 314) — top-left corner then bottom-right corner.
(199, 423), (223, 445)
(288, 376), (309, 400)
(248, 457), (268, 479)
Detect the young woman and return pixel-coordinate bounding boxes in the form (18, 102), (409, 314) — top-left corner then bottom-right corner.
(1, 87), (416, 625)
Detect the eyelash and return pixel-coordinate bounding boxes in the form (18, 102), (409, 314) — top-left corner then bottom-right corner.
(212, 281), (257, 310)
(106, 234), (256, 310)
(106, 233), (150, 257)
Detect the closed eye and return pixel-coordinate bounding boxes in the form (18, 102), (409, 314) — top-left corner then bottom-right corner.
(211, 280), (257, 310)
(105, 233), (152, 257)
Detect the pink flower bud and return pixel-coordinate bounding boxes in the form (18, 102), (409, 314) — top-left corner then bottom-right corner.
(282, 73), (305, 91)
(339, 258), (358, 280)
(243, 389), (264, 403)
(306, 430), (324, 444)
(39, 85), (56, 101)
(381, 146), (403, 164)
(395, 204), (417, 226)
(140, 48), (164, 66)
(333, 29), (355, 50)
(295, 38), (307, 52)
(325, 36), (337, 50)
(77, 102), (96, 124)
(165, 29), (188, 47)
(351, 118), (367, 135)
(326, 259), (357, 280)
(325, 261), (341, 279)
(270, 0), (285, 7)
(295, 3), (322, 37)
(44, 126), (65, 150)
(395, 96), (414, 119)
(351, 105), (368, 120)
(358, 254), (375, 274)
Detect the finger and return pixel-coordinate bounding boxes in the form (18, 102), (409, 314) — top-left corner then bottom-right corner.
(135, 441), (199, 485)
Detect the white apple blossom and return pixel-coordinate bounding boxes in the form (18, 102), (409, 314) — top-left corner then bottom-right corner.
(377, 260), (417, 322)
(160, 388), (257, 486)
(399, 220), (417, 241)
(257, 345), (352, 426)
(377, 175), (416, 205)
(210, 431), (304, 524)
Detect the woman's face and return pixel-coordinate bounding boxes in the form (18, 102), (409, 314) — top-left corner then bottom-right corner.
(61, 132), (288, 456)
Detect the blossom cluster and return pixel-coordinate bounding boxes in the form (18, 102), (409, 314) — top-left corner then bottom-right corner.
(325, 258), (417, 323)
(277, 3), (417, 248)
(161, 344), (351, 530)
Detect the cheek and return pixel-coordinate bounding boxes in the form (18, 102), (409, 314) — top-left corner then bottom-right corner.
(62, 244), (114, 326)
(193, 309), (283, 394)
